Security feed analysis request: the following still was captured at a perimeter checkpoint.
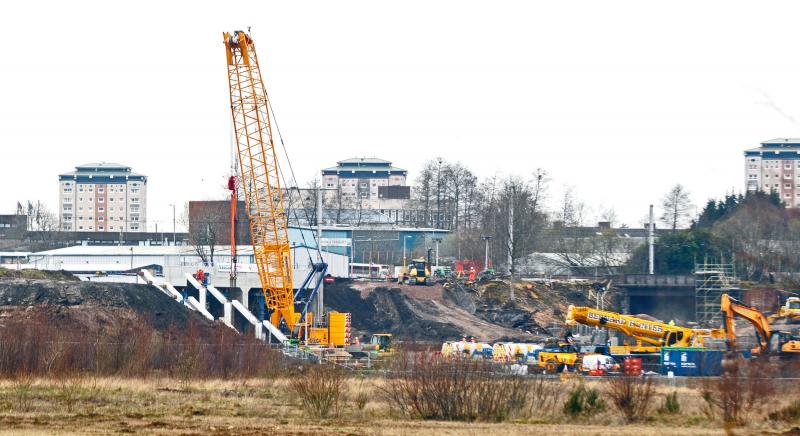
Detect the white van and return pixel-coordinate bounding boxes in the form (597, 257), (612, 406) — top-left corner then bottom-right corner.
(579, 354), (620, 373)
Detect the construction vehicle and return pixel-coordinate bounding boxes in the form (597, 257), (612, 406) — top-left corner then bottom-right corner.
(721, 293), (800, 357)
(400, 257), (431, 285)
(370, 333), (394, 352)
(566, 305), (725, 355)
(769, 296), (800, 323)
(535, 339), (581, 373)
(223, 30), (350, 346)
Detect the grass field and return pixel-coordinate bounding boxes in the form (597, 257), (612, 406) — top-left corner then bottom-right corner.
(0, 375), (793, 435)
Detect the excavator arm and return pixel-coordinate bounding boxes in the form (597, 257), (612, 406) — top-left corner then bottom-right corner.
(720, 293), (771, 355)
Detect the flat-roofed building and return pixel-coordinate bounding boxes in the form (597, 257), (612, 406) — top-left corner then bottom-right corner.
(745, 139), (800, 208)
(58, 162), (147, 232)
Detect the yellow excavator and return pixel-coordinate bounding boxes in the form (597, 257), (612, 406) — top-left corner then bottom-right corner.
(566, 305), (725, 355)
(721, 293), (800, 357)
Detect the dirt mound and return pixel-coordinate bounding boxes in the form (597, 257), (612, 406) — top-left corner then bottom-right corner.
(323, 280), (545, 342)
(0, 278), (212, 332)
(0, 269), (78, 281)
(323, 283), (460, 340)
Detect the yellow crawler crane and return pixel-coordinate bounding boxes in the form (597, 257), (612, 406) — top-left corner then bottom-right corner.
(223, 30), (348, 345)
(566, 305), (724, 353)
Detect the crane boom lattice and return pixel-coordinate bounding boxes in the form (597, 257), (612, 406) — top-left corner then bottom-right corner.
(223, 31), (297, 330)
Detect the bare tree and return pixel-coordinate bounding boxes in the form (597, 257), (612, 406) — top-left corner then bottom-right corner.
(661, 184), (692, 231)
(187, 202), (224, 266)
(413, 161), (438, 227)
(24, 201), (58, 249)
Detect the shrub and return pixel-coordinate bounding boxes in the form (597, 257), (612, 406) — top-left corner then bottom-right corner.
(527, 376), (563, 418)
(768, 400), (800, 422)
(700, 358), (777, 426)
(11, 373), (35, 412)
(289, 365), (345, 419)
(0, 313), (287, 379)
(606, 376), (654, 422)
(382, 349), (529, 422)
(563, 383), (605, 418)
(659, 391), (680, 415)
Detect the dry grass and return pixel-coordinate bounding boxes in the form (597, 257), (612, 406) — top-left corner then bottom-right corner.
(0, 372), (794, 434)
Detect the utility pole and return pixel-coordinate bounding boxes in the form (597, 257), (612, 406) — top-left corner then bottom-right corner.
(508, 187), (515, 302)
(130, 246), (136, 284)
(316, 186), (324, 325)
(170, 204), (176, 245)
(432, 237), (441, 268)
(648, 204), (655, 275)
(483, 235), (492, 272)
(436, 158), (442, 229)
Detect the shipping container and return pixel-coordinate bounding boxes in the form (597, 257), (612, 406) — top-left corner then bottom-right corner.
(659, 348), (751, 376)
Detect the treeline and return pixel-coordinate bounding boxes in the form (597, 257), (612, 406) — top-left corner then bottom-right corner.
(627, 190), (800, 280)
(413, 158), (550, 272)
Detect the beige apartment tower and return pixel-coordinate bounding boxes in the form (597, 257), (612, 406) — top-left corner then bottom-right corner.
(745, 138), (800, 208)
(58, 163), (147, 232)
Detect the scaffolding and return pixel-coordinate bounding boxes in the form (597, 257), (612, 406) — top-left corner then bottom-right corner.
(695, 263), (741, 327)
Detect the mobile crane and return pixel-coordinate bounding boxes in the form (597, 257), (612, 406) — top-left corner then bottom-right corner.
(566, 305), (725, 355)
(721, 293), (800, 357)
(223, 30), (350, 346)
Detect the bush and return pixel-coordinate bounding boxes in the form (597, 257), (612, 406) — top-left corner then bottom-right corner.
(382, 349), (529, 422)
(606, 376), (654, 422)
(563, 383), (605, 418)
(768, 400), (800, 422)
(659, 391), (680, 415)
(700, 358), (776, 426)
(527, 376), (563, 419)
(0, 313), (287, 379)
(289, 365), (345, 419)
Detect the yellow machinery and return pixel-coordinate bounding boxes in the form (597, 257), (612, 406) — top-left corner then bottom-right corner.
(536, 342), (580, 373)
(566, 305), (724, 353)
(721, 293), (800, 356)
(370, 333), (393, 352)
(400, 258), (431, 285)
(770, 296), (800, 323)
(223, 30), (349, 346)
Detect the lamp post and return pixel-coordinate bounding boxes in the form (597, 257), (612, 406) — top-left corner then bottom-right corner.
(432, 237), (442, 268)
(130, 246), (136, 284)
(436, 158), (443, 229)
(169, 204), (176, 245)
(402, 235), (412, 274)
(483, 235), (492, 272)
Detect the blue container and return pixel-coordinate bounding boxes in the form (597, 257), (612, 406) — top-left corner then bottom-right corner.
(661, 348), (724, 376)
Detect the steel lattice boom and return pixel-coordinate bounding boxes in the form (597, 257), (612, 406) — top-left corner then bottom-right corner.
(223, 31), (298, 331)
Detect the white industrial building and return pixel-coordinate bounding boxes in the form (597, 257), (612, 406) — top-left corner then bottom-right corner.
(14, 244), (348, 291)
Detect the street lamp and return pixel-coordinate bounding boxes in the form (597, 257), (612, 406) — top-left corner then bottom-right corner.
(169, 204), (176, 245)
(483, 235), (492, 272)
(436, 158), (443, 229)
(130, 246), (136, 284)
(403, 235), (412, 274)
(432, 237), (442, 268)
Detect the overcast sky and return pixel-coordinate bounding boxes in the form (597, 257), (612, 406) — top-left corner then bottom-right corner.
(3, 1), (800, 231)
